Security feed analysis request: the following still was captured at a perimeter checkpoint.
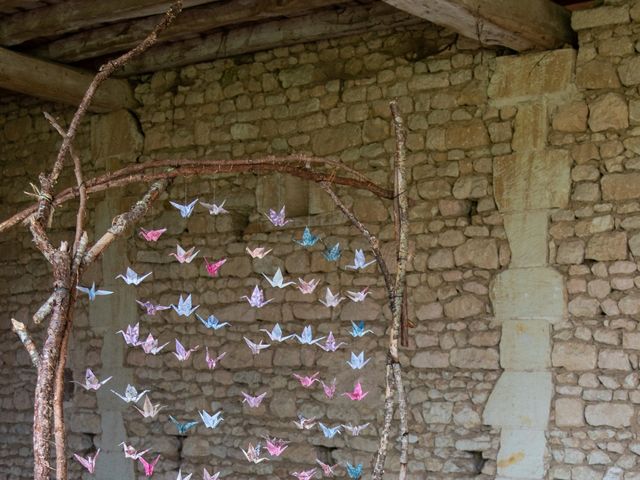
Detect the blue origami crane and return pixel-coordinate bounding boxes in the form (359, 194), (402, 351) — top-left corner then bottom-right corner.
(349, 321), (373, 338)
(323, 242), (341, 261)
(76, 283), (113, 301)
(169, 415), (199, 435)
(346, 463), (363, 479)
(116, 267), (151, 286)
(170, 199), (198, 218)
(295, 325), (325, 345)
(260, 323), (295, 342)
(196, 314), (230, 330)
(199, 410), (224, 429)
(294, 226), (319, 247)
(171, 294), (199, 317)
(318, 423), (342, 439)
(347, 351), (370, 370)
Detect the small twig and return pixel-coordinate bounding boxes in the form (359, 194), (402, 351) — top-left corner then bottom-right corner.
(11, 318), (39, 368)
(33, 293), (56, 325)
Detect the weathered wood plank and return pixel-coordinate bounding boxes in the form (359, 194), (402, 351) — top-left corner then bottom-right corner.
(32, 0), (349, 63)
(120, 2), (423, 76)
(0, 0), (216, 46)
(0, 47), (136, 111)
(382, 0), (575, 51)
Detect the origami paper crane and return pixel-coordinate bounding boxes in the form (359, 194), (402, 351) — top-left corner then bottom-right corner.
(342, 423), (370, 436)
(263, 267), (296, 288)
(171, 294), (199, 317)
(116, 267), (152, 286)
(294, 226), (320, 247)
(241, 443), (268, 464)
(199, 410), (224, 429)
(175, 469), (193, 480)
(319, 288), (345, 308)
(317, 332), (345, 352)
(293, 414), (317, 430)
(169, 416), (199, 435)
(73, 368), (112, 391)
(241, 285), (273, 308)
(200, 199), (228, 215)
(242, 391), (267, 408)
(295, 325), (325, 345)
(111, 384), (149, 403)
(346, 287), (370, 303)
(343, 381), (369, 401)
(138, 455), (161, 477)
(119, 442), (150, 460)
(203, 468), (221, 480)
(205, 348), (227, 370)
(349, 321), (373, 338)
(264, 206), (291, 227)
(346, 249), (375, 270)
(116, 323), (141, 346)
(345, 462), (363, 479)
(170, 199), (198, 218)
(293, 372), (320, 388)
(347, 352), (370, 370)
(197, 313), (230, 330)
(135, 396), (165, 418)
(246, 246), (272, 259)
(136, 300), (171, 316)
(297, 277), (320, 294)
(291, 469), (317, 480)
(76, 283), (113, 301)
(139, 227), (167, 242)
(74, 449), (99, 474)
(322, 242), (341, 261)
(173, 339), (199, 361)
(140, 334), (169, 355)
(319, 423), (342, 439)
(170, 244), (200, 264)
(316, 459), (339, 476)
(320, 378), (337, 399)
(260, 323), (295, 342)
(264, 436), (289, 457)
(204, 257), (227, 277)
(244, 337), (271, 355)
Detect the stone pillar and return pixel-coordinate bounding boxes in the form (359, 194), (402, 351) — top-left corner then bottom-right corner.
(483, 49), (574, 479)
(89, 110), (144, 480)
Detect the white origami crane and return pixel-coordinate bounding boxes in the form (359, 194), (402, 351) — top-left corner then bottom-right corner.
(241, 286), (272, 308)
(169, 244), (200, 264)
(260, 323), (295, 342)
(171, 294), (199, 317)
(134, 395), (165, 418)
(116, 323), (141, 346)
(140, 333), (169, 355)
(116, 267), (151, 286)
(176, 469), (193, 480)
(199, 410), (224, 429)
(297, 277), (320, 294)
(346, 287), (370, 303)
(119, 442), (150, 460)
(346, 249), (376, 270)
(262, 268), (296, 288)
(170, 199), (198, 218)
(111, 384), (149, 403)
(246, 246), (272, 259)
(244, 337), (271, 355)
(319, 288), (345, 307)
(72, 368), (112, 391)
(200, 199), (228, 215)
(76, 283), (113, 301)
(241, 442), (268, 463)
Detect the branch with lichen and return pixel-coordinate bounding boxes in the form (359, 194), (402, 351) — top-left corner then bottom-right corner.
(11, 318), (39, 367)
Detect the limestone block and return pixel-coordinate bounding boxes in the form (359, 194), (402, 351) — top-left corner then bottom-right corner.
(568, 296), (601, 317)
(496, 429), (547, 479)
(411, 351), (449, 369)
(552, 101), (589, 132)
(491, 268), (566, 323)
(415, 302), (443, 320)
(598, 350), (631, 371)
(552, 342), (597, 371)
(494, 150), (571, 213)
(444, 119), (489, 150)
(618, 56), (640, 87)
(450, 347), (499, 369)
(311, 124), (361, 156)
(488, 49), (575, 100)
(423, 402), (453, 424)
(584, 403), (634, 427)
(585, 232), (628, 261)
(588, 93), (629, 132)
(503, 211), (549, 268)
(555, 398), (585, 427)
(443, 294), (485, 319)
(576, 60), (621, 90)
(602, 173), (640, 201)
(556, 239), (585, 265)
(500, 320), (550, 371)
(512, 102), (547, 152)
(427, 249), (454, 270)
(453, 238), (499, 269)
(452, 175), (488, 199)
(91, 110), (143, 162)
(572, 6), (630, 30)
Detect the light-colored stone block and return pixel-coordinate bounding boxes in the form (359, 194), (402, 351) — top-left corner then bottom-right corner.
(494, 150), (571, 213)
(500, 320), (550, 370)
(512, 102), (547, 152)
(503, 211), (549, 268)
(555, 398), (585, 427)
(496, 429), (547, 479)
(484, 372), (552, 428)
(491, 267), (566, 323)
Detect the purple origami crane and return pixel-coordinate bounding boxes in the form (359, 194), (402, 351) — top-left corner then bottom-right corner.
(293, 372), (320, 388)
(136, 300), (171, 316)
(317, 332), (345, 352)
(291, 468), (317, 480)
(264, 436), (289, 457)
(241, 285), (273, 308)
(264, 206), (291, 227)
(205, 348), (227, 370)
(173, 339), (199, 361)
(242, 391), (267, 408)
(320, 378), (337, 399)
(316, 458), (339, 476)
(72, 368), (112, 391)
(74, 449), (99, 474)
(116, 322), (141, 346)
(140, 333), (169, 355)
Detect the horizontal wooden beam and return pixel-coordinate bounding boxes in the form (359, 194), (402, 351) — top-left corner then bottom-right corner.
(381, 0), (575, 51)
(32, 0), (349, 63)
(120, 2), (423, 76)
(0, 0), (215, 46)
(0, 47), (136, 111)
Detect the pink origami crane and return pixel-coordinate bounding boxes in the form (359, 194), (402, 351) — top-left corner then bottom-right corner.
(264, 206), (291, 227)
(297, 277), (320, 294)
(134, 396), (165, 418)
(242, 391), (267, 408)
(264, 436), (289, 457)
(241, 285), (273, 308)
(291, 468), (317, 480)
(116, 323), (141, 346)
(139, 455), (161, 477)
(293, 372), (320, 388)
(173, 339), (200, 361)
(140, 333), (169, 355)
(244, 336), (271, 355)
(317, 332), (345, 352)
(246, 246), (272, 259)
(169, 244), (200, 264)
(320, 378), (337, 399)
(203, 468), (221, 480)
(346, 287), (370, 303)
(204, 257), (227, 277)
(139, 228), (167, 242)
(136, 300), (171, 316)
(343, 381), (369, 401)
(293, 414), (317, 430)
(241, 443), (268, 463)
(205, 348), (227, 370)
(316, 459), (339, 476)
(74, 448), (99, 474)
(120, 442), (150, 460)
(72, 368), (112, 391)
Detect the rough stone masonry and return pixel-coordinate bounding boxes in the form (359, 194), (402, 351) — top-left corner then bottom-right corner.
(4, 0), (640, 479)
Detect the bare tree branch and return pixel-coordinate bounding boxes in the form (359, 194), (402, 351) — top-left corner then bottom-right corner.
(11, 318), (39, 367)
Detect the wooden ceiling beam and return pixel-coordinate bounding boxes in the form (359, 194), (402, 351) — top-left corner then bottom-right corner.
(0, 0), (216, 46)
(0, 47), (136, 111)
(381, 0), (575, 51)
(119, 2), (423, 76)
(31, 0), (349, 63)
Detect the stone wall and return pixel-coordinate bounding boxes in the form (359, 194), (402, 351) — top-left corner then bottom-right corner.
(1, 1), (640, 479)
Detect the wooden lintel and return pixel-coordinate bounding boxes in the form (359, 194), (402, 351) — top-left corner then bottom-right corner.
(0, 47), (137, 112)
(120, 2), (424, 76)
(381, 0), (575, 51)
(31, 0), (350, 63)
